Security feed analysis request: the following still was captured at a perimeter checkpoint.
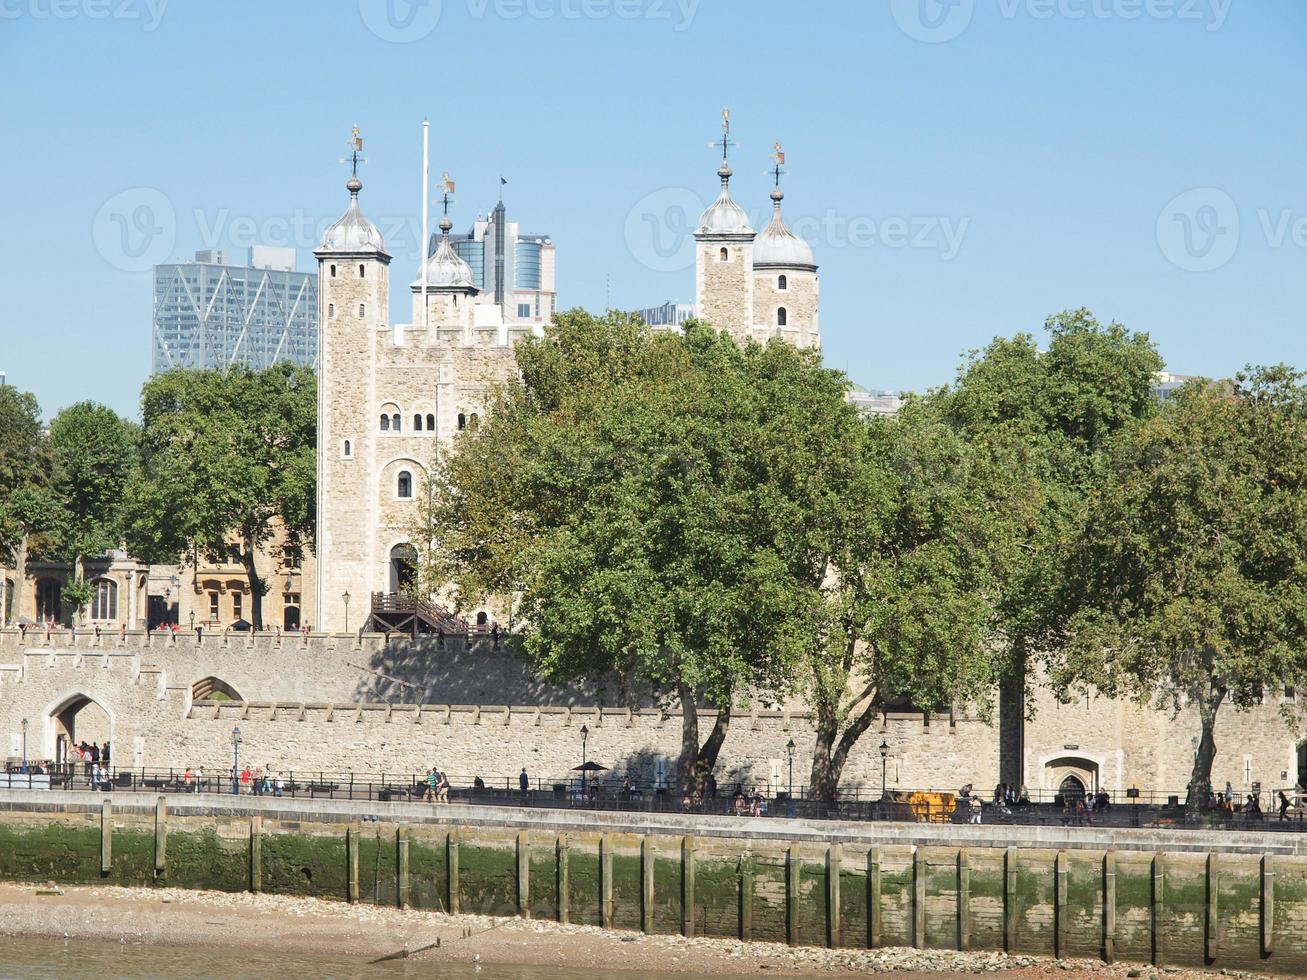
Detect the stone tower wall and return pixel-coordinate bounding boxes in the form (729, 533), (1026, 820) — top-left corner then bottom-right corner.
(694, 238), (754, 340)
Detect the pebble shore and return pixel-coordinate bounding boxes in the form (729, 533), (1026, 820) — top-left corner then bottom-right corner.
(0, 883), (1270, 980)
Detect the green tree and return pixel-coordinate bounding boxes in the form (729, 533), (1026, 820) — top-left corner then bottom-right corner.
(127, 365), (316, 629)
(0, 385), (56, 621)
(415, 311), (820, 792)
(802, 397), (1013, 800)
(47, 401), (139, 622)
(930, 309), (1165, 765)
(1053, 368), (1307, 810)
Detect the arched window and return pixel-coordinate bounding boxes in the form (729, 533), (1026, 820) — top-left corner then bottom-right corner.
(328, 303), (335, 318)
(719, 246), (728, 261)
(457, 413), (467, 431)
(358, 303), (366, 318)
(397, 470), (413, 499)
(90, 578), (118, 621)
(380, 414), (390, 432)
(777, 274), (787, 290)
(425, 413), (435, 431)
(358, 264), (366, 278)
(329, 264), (336, 278)
(476, 611), (488, 627)
(343, 439), (352, 457)
(469, 413), (479, 429)
(777, 307), (788, 327)
(413, 414), (423, 431)
(391, 413), (401, 431)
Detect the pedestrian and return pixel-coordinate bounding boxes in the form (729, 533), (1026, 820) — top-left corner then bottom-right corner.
(519, 767), (529, 796)
(240, 765), (252, 794)
(436, 770), (450, 804)
(273, 771), (285, 797)
(1279, 790), (1291, 821)
(195, 766), (204, 793)
(969, 795), (983, 825)
(252, 766), (264, 796)
(425, 768), (438, 803)
(102, 741), (110, 765)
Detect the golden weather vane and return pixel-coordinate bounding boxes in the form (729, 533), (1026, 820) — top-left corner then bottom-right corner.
(341, 124), (367, 178)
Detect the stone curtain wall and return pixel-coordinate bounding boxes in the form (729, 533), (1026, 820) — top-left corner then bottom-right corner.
(0, 630), (995, 792)
(0, 629), (1300, 795)
(1, 797), (1306, 972)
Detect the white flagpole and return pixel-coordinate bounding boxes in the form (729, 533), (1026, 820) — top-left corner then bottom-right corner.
(421, 117), (430, 334)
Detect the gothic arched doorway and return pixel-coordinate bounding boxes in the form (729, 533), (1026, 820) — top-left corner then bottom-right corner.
(389, 544), (417, 595)
(1058, 774), (1087, 805)
(48, 693), (113, 768)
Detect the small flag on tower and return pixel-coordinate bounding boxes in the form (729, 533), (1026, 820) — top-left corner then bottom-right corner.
(773, 141), (785, 166)
(351, 125), (363, 151)
(443, 172), (455, 194)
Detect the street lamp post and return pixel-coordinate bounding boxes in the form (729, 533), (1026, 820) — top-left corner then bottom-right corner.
(343, 591), (351, 633)
(21, 718), (28, 773)
(189, 611), (195, 631)
(879, 739), (890, 802)
(580, 723), (589, 798)
(231, 726), (243, 795)
(786, 738), (796, 818)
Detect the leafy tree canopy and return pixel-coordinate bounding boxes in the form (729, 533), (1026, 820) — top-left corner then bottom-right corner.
(127, 364), (315, 629)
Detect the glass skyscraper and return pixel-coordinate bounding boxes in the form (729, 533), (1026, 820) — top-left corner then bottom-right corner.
(152, 246), (318, 373)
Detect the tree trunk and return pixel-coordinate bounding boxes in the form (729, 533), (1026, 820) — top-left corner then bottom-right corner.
(675, 682), (732, 796)
(1185, 686), (1226, 813)
(74, 553), (84, 627)
(808, 697), (840, 802)
(13, 532), (28, 623)
(238, 537), (263, 630)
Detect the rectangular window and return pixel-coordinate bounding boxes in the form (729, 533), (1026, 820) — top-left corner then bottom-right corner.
(208, 592), (219, 620)
(517, 303), (531, 318)
(232, 592), (242, 619)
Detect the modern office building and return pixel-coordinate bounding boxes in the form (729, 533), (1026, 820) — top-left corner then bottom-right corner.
(847, 383), (904, 418)
(152, 246), (318, 373)
(633, 301), (696, 329)
(440, 198), (556, 325)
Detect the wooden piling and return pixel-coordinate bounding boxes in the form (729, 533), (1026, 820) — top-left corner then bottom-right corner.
(868, 846), (881, 949)
(913, 847), (926, 950)
(826, 844), (841, 948)
(1004, 846), (1017, 953)
(1260, 854), (1274, 959)
(1151, 853), (1166, 966)
(517, 831), (531, 919)
(446, 828), (460, 914)
(600, 833), (614, 929)
(1205, 852), (1218, 965)
(958, 848), (970, 951)
(739, 853), (754, 942)
(250, 815), (262, 893)
(640, 836), (654, 933)
(1055, 850), (1068, 959)
(681, 835), (697, 938)
(99, 800), (112, 875)
(397, 826), (410, 909)
(1102, 850), (1116, 964)
(556, 834), (569, 924)
(786, 844), (801, 946)
(153, 797), (167, 874)
(347, 825), (360, 904)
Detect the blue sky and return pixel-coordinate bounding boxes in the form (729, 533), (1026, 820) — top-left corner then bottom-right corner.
(2, 0), (1305, 418)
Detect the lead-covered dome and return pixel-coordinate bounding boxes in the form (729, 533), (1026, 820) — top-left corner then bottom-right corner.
(319, 177), (386, 255)
(752, 187), (815, 270)
(412, 216), (476, 290)
(695, 164), (754, 238)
